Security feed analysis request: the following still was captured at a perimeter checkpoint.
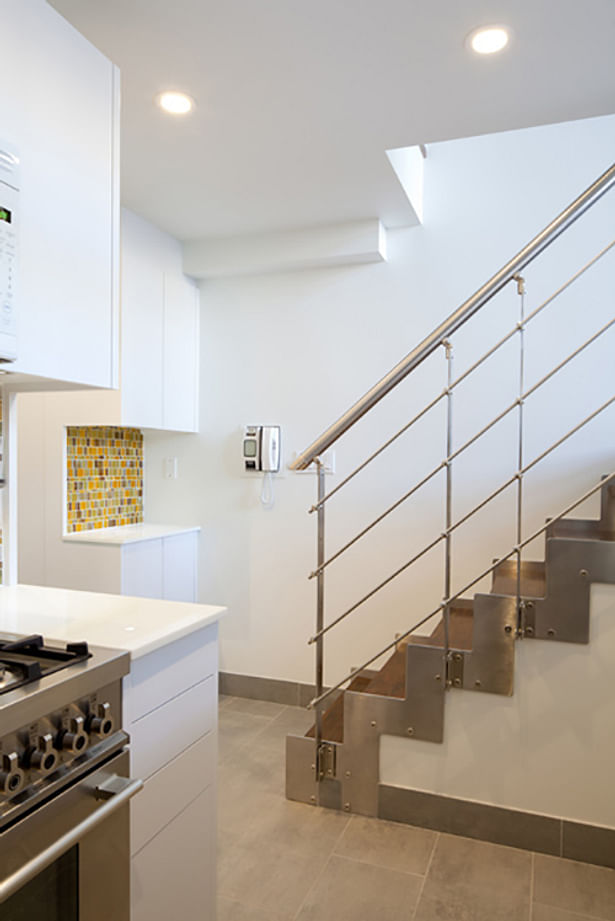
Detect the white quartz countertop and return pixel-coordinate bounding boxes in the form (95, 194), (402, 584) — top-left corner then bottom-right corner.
(0, 584), (226, 659)
(62, 523), (201, 545)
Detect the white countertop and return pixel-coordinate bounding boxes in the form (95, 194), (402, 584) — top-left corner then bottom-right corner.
(62, 523), (201, 545)
(0, 584), (226, 659)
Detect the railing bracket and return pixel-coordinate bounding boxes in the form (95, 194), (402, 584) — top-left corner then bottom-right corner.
(446, 651), (465, 689)
(316, 742), (337, 780)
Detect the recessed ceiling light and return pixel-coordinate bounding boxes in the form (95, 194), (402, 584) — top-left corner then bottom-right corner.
(467, 25), (510, 55)
(156, 91), (194, 115)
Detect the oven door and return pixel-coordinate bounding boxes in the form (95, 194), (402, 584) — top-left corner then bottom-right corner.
(0, 749), (142, 921)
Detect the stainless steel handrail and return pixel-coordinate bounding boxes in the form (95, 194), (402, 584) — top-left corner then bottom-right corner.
(292, 163), (615, 471)
(308, 469), (615, 708)
(308, 394), (615, 644)
(310, 314), (615, 579)
(309, 237), (615, 511)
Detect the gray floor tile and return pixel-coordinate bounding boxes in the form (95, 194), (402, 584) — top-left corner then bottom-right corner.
(218, 708), (276, 760)
(240, 794), (350, 859)
(295, 854), (423, 921)
(218, 840), (327, 917)
(221, 736), (287, 796)
(217, 896), (291, 920)
(532, 904), (601, 921)
(415, 834), (532, 921)
(334, 815), (436, 875)
(534, 854), (615, 920)
(225, 696), (289, 718)
(250, 705), (314, 751)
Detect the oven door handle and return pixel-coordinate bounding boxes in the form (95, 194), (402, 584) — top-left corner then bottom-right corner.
(0, 774), (143, 905)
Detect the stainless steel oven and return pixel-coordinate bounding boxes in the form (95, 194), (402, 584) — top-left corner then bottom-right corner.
(0, 634), (142, 921)
(0, 747), (141, 920)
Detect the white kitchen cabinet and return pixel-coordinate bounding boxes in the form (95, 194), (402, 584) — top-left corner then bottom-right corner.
(125, 623), (218, 921)
(0, 0), (119, 389)
(59, 526), (201, 602)
(120, 209), (200, 433)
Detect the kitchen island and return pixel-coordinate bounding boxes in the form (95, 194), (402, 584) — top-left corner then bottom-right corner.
(0, 584), (226, 921)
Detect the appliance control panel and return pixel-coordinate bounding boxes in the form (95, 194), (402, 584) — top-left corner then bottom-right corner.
(0, 682), (120, 811)
(0, 142), (19, 362)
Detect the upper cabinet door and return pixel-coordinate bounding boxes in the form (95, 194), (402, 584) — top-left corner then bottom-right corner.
(121, 211), (165, 429)
(162, 274), (199, 433)
(0, 0), (119, 388)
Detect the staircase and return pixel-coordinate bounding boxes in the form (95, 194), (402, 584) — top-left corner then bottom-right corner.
(285, 161), (615, 822)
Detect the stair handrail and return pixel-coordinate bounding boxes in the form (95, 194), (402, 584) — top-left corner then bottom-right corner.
(290, 162), (615, 472)
(308, 468), (615, 709)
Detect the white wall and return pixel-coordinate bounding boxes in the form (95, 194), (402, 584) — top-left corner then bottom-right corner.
(143, 114), (615, 689)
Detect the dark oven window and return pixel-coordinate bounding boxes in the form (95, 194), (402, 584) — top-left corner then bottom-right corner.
(1, 846), (78, 921)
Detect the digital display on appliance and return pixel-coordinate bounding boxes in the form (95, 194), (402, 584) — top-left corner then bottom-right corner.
(0, 207), (11, 223)
(243, 439), (257, 458)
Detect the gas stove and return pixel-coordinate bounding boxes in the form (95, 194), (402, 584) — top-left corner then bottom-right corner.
(0, 630), (139, 918)
(0, 634), (91, 695)
(0, 630), (130, 832)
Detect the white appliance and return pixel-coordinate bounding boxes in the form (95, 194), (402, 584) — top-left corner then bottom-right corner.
(0, 142), (19, 362)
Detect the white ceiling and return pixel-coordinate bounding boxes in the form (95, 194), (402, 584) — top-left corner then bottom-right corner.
(50, 0), (615, 241)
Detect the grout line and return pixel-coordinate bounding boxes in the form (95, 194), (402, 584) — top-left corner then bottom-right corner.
(411, 831), (440, 921)
(291, 816), (353, 920)
(528, 852), (535, 921)
(532, 901), (613, 921)
(325, 849), (428, 878)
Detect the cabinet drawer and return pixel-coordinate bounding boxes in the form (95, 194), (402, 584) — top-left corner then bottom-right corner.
(130, 674), (215, 780)
(124, 623), (217, 723)
(132, 784), (215, 921)
(131, 731), (215, 855)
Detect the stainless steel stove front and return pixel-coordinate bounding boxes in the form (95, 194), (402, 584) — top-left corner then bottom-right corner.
(0, 746), (142, 921)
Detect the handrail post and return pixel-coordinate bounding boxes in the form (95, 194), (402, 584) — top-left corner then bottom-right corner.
(514, 275), (526, 635)
(314, 458), (325, 795)
(443, 340), (453, 677)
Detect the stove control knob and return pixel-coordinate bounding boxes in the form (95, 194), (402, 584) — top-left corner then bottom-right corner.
(31, 733), (59, 775)
(88, 702), (114, 739)
(0, 752), (25, 796)
(61, 716), (89, 755)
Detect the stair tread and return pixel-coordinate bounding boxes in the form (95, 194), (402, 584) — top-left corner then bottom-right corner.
(305, 673), (372, 744)
(549, 517), (615, 542)
(365, 605), (474, 699)
(491, 559), (546, 598)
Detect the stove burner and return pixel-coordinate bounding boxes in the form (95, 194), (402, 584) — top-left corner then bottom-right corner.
(0, 664), (21, 691)
(0, 635), (91, 695)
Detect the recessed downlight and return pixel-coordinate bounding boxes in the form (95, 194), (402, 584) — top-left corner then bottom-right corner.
(467, 25), (510, 55)
(156, 91), (194, 115)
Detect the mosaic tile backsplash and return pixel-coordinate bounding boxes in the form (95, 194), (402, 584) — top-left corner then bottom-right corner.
(66, 426), (144, 533)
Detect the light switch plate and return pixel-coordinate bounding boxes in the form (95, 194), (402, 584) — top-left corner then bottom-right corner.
(164, 456), (178, 479)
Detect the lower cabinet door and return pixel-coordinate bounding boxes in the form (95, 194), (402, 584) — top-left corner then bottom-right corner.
(131, 784), (215, 921)
(121, 540), (163, 599)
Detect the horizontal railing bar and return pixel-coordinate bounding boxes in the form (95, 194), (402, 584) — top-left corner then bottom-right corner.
(309, 469), (615, 708)
(309, 390), (447, 512)
(310, 395), (615, 653)
(523, 315), (615, 401)
(450, 237), (615, 393)
(522, 394), (615, 475)
(309, 238), (615, 513)
(449, 315), (615, 465)
(292, 163), (615, 471)
(308, 533), (445, 644)
(309, 240), (615, 514)
(309, 462), (446, 578)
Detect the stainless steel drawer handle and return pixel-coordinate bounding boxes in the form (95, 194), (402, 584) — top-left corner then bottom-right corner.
(0, 774), (143, 905)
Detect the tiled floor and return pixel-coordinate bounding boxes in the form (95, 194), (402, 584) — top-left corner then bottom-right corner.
(217, 697), (615, 920)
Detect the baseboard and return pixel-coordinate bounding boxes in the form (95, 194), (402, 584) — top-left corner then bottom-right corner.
(219, 671), (319, 708)
(379, 785), (615, 870)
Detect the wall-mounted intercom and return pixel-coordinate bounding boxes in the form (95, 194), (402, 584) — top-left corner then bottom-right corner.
(0, 142), (19, 362)
(243, 425), (281, 509)
(243, 425), (281, 473)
